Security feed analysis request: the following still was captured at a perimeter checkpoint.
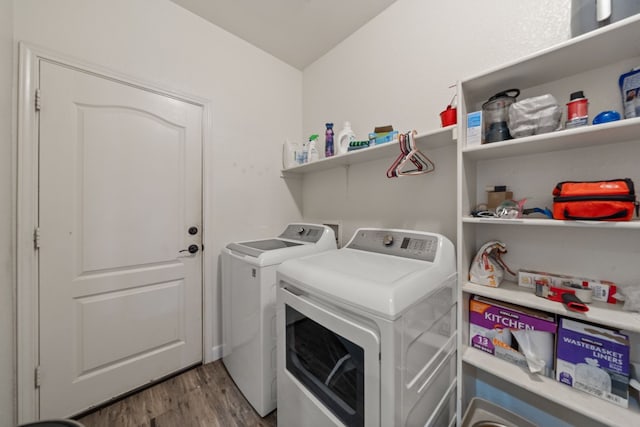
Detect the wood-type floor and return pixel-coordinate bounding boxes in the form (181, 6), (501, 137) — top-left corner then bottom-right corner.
(75, 360), (277, 427)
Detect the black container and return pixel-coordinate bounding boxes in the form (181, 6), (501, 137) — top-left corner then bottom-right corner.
(481, 89), (520, 144)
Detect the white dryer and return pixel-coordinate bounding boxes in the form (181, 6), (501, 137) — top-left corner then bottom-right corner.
(276, 228), (457, 427)
(221, 223), (336, 417)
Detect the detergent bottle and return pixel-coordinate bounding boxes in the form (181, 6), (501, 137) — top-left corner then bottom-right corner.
(336, 121), (355, 155)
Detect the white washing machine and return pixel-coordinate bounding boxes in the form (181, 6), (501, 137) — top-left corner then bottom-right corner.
(221, 223), (336, 417)
(276, 228), (457, 427)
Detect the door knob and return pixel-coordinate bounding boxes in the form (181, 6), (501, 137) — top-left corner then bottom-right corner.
(179, 244), (199, 254)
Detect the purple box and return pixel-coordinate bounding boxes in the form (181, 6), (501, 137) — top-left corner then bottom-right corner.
(469, 296), (557, 377)
(556, 317), (630, 408)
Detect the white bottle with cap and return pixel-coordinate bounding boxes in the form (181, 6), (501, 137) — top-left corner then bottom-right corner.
(336, 121), (356, 155)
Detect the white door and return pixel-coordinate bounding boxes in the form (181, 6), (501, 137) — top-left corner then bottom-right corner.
(38, 60), (203, 418)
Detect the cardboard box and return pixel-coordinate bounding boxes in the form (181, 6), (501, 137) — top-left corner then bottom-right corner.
(466, 111), (482, 147)
(469, 295), (557, 377)
(487, 191), (513, 210)
(368, 130), (398, 145)
(518, 269), (617, 303)
(556, 318), (630, 408)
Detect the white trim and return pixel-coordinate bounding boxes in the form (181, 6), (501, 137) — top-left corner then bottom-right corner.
(16, 42), (40, 424)
(16, 42), (214, 422)
(210, 344), (223, 362)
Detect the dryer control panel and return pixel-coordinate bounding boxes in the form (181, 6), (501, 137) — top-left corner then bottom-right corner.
(345, 228), (439, 262)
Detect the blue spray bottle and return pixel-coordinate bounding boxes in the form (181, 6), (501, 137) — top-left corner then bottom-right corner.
(325, 123), (334, 157)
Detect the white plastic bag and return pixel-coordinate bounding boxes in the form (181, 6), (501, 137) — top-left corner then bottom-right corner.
(282, 139), (301, 169)
(508, 94), (562, 138)
(469, 241), (513, 287)
(612, 283), (640, 312)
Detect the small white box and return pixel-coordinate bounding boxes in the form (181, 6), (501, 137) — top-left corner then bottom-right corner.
(466, 111), (482, 147)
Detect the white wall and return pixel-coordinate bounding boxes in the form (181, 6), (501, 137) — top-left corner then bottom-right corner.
(3, 0), (574, 422)
(0, 0), (15, 425)
(301, 0), (571, 243)
(10, 0), (303, 420)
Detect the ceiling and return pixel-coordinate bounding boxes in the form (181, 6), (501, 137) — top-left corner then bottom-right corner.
(170, 0), (398, 70)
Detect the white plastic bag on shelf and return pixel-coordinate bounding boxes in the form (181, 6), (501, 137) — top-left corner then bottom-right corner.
(469, 240), (514, 288)
(612, 283), (640, 312)
(282, 139), (301, 169)
(508, 94), (562, 138)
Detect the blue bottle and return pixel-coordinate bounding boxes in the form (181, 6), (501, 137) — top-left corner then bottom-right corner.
(325, 123), (334, 157)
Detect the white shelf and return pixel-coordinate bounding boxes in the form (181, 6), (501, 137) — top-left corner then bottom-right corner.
(460, 14), (640, 104)
(463, 281), (640, 334)
(462, 117), (640, 161)
(462, 216), (640, 229)
(281, 125), (455, 175)
(462, 346), (640, 427)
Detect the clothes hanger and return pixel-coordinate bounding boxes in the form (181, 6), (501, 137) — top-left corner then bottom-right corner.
(395, 130), (435, 176)
(386, 132), (426, 178)
(386, 133), (407, 178)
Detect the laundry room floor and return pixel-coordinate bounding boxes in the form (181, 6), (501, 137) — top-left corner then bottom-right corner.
(75, 360), (277, 427)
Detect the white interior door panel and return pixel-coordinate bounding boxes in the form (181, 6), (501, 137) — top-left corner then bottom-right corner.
(38, 60), (203, 418)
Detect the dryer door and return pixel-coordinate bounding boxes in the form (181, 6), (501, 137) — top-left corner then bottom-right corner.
(279, 286), (380, 427)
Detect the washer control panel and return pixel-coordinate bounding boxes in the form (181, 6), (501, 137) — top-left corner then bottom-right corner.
(346, 228), (439, 262)
(279, 223), (327, 243)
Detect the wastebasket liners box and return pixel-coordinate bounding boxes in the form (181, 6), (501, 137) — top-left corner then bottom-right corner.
(620, 67), (640, 119)
(556, 317), (630, 408)
(552, 178), (637, 221)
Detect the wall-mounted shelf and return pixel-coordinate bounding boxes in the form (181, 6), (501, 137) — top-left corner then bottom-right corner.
(281, 125), (456, 176)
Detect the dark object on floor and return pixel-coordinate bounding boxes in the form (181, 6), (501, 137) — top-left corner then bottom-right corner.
(19, 421), (85, 427)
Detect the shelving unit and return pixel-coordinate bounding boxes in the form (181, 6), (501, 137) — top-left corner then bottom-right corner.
(456, 15), (640, 427)
(280, 125), (455, 176)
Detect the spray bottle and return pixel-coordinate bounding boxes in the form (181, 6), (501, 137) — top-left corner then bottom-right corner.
(308, 134), (320, 162)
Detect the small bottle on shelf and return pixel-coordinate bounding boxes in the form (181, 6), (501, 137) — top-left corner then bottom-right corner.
(325, 122), (334, 157)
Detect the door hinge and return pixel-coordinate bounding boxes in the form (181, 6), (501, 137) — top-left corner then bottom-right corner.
(34, 366), (41, 388)
(35, 88), (41, 111)
(33, 227), (40, 249)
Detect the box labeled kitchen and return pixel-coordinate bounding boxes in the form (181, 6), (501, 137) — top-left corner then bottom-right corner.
(556, 317), (630, 408)
(469, 295), (557, 378)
